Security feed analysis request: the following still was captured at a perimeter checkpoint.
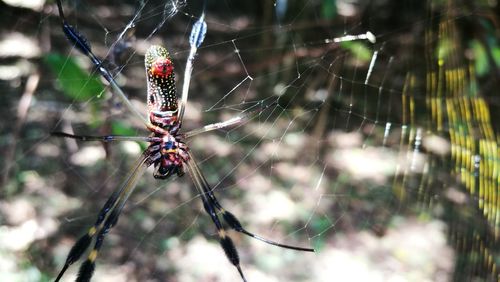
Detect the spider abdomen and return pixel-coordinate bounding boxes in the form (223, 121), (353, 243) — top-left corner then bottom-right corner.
(144, 44), (187, 178)
(145, 45), (178, 116)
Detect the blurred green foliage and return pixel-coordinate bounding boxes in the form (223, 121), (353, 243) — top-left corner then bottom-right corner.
(321, 0), (337, 20)
(44, 53), (105, 102)
(340, 41), (372, 63)
(44, 53), (106, 127)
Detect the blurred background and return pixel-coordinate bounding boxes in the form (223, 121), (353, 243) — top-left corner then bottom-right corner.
(0, 0), (499, 281)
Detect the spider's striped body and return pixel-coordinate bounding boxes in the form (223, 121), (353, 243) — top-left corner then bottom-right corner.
(146, 45), (178, 125)
(144, 45), (188, 179)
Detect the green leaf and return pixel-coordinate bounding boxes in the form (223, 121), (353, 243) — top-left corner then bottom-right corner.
(111, 120), (139, 136)
(492, 46), (500, 67)
(44, 53), (105, 101)
(470, 40), (488, 76)
(340, 41), (372, 63)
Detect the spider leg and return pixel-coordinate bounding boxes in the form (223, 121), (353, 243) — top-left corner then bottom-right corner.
(187, 152), (314, 252)
(55, 154), (151, 282)
(185, 156), (247, 282)
(52, 131), (161, 143)
(55, 0), (148, 125)
(184, 116), (244, 139)
(184, 101), (279, 139)
(178, 12), (207, 122)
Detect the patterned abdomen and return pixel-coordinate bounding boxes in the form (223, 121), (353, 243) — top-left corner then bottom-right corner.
(145, 45), (178, 128)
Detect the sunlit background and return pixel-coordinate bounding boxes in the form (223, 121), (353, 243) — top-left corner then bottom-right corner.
(0, 0), (499, 281)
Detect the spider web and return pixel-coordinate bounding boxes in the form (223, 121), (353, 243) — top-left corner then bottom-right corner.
(1, 0), (499, 282)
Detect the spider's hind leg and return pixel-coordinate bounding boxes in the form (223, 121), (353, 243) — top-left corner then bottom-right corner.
(187, 153), (314, 253)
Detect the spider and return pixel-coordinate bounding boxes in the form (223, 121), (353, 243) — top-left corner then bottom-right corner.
(52, 1), (314, 281)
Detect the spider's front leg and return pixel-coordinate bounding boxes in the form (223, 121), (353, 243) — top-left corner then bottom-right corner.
(55, 0), (148, 125)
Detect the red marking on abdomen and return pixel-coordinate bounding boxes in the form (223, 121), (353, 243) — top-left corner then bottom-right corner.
(150, 58), (174, 78)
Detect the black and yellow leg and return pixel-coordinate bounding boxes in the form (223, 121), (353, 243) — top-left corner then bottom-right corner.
(186, 157), (248, 281)
(200, 190), (247, 282)
(187, 152), (314, 253)
(55, 155), (149, 281)
(217, 203), (314, 252)
(54, 188), (121, 282)
(75, 207), (121, 282)
(54, 226), (96, 281)
(186, 153), (315, 281)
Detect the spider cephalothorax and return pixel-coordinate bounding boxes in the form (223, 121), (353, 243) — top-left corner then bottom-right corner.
(148, 132), (189, 178)
(145, 45), (189, 178)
